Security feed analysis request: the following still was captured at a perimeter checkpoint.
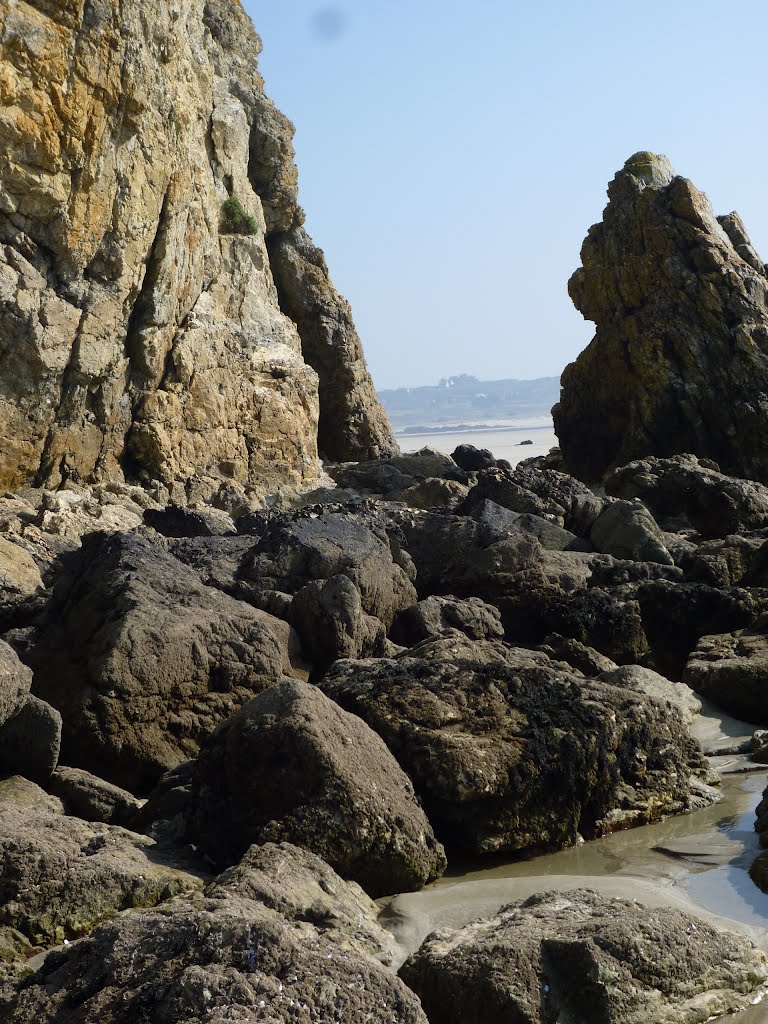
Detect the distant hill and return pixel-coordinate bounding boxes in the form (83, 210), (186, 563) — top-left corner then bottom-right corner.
(379, 375), (561, 431)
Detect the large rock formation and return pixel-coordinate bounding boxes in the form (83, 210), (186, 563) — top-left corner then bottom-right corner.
(554, 151), (768, 482)
(0, 0), (395, 503)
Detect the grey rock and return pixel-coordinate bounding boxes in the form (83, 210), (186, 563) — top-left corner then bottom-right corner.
(1, 890), (427, 1024)
(451, 443), (496, 471)
(0, 776), (63, 815)
(606, 454), (768, 539)
(537, 633), (618, 676)
(391, 595), (504, 646)
(289, 574), (387, 669)
(683, 629), (768, 724)
(185, 679), (447, 897)
(0, 695), (61, 783)
(209, 841), (398, 964)
(401, 477), (470, 509)
(0, 641), (31, 730)
(49, 767), (142, 827)
(400, 888), (768, 1024)
(0, 802), (203, 957)
(590, 499), (674, 565)
(599, 665), (702, 725)
(26, 531), (298, 791)
(322, 641), (711, 855)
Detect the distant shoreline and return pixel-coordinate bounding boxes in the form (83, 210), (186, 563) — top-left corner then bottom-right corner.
(395, 422), (553, 438)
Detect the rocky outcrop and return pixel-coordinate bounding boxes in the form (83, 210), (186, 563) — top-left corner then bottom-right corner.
(0, 0), (394, 503)
(400, 889), (768, 1024)
(555, 152), (768, 482)
(683, 629), (768, 724)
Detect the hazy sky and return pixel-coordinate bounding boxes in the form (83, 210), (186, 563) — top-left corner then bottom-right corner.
(245, 1), (768, 390)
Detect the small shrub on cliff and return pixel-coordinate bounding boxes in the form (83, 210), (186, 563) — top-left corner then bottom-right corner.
(220, 197), (258, 235)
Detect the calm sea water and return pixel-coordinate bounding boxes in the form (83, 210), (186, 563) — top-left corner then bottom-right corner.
(397, 416), (558, 467)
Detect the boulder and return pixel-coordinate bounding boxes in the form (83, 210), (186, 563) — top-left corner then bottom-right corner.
(1, 890), (426, 1024)
(0, 642), (31, 729)
(288, 574), (388, 669)
(599, 665), (702, 725)
(472, 498), (588, 551)
(590, 499), (673, 565)
(536, 633), (618, 676)
(0, 801), (203, 961)
(209, 841), (398, 964)
(391, 595), (504, 646)
(401, 477), (470, 509)
(451, 443), (496, 471)
(400, 889), (768, 1024)
(0, 695), (61, 783)
(26, 532), (299, 791)
(322, 641), (712, 855)
(555, 152), (768, 483)
(683, 629), (768, 724)
(48, 767), (142, 827)
(682, 534), (765, 586)
(0, 776), (63, 815)
(143, 504), (235, 537)
(185, 679), (446, 896)
(237, 510), (417, 628)
(606, 454), (768, 539)
(639, 580), (768, 679)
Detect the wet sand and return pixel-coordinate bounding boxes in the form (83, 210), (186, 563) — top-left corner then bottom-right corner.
(380, 705), (768, 1022)
(397, 417), (558, 467)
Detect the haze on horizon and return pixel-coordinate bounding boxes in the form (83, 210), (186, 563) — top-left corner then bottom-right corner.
(246, 0), (768, 392)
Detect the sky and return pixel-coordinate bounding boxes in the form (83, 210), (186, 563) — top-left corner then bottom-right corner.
(244, 1), (768, 391)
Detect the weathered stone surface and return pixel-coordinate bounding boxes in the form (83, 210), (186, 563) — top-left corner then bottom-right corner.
(49, 766), (142, 827)
(401, 477), (470, 510)
(590, 499), (673, 565)
(537, 633), (618, 676)
(682, 534), (764, 586)
(683, 629), (768, 724)
(0, 641), (31, 729)
(238, 510), (417, 627)
(471, 498), (587, 551)
(400, 889), (768, 1024)
(0, 890), (427, 1024)
(26, 531), (298, 790)
(0, 801), (203, 956)
(289, 574), (388, 669)
(599, 665), (702, 725)
(186, 679), (447, 896)
(0, 539), (43, 605)
(451, 443), (497, 471)
(555, 152), (768, 483)
(390, 595), (504, 646)
(0, 776), (63, 815)
(0, 0), (394, 502)
(606, 454), (768, 539)
(322, 641), (711, 855)
(209, 841), (398, 964)
(0, 694), (61, 782)
(638, 580), (768, 679)
(267, 228), (398, 463)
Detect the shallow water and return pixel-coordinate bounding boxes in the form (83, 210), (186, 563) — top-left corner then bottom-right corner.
(381, 755), (768, 1021)
(398, 417), (558, 466)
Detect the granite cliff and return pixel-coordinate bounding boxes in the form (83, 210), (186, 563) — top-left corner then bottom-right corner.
(0, 0), (396, 503)
(554, 152), (768, 483)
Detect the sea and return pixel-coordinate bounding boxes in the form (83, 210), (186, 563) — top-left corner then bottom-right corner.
(396, 415), (558, 466)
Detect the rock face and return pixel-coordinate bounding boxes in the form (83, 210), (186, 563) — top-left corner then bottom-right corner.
(555, 152), (768, 483)
(0, 0), (394, 502)
(184, 679), (447, 897)
(400, 889), (768, 1024)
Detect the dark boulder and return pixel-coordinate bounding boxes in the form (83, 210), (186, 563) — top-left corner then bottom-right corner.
(0, 695), (60, 783)
(184, 679), (446, 897)
(400, 888), (768, 1024)
(322, 639), (712, 856)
